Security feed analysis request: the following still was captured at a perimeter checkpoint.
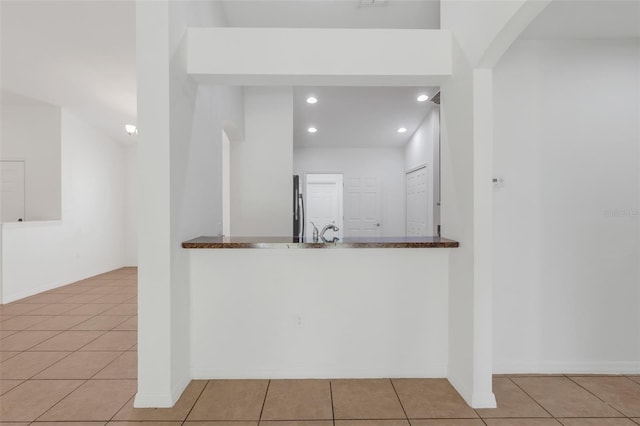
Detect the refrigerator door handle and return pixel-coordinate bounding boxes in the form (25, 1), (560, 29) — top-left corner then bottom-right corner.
(299, 194), (305, 239)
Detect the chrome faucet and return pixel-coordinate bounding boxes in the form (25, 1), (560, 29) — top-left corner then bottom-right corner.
(320, 224), (340, 243)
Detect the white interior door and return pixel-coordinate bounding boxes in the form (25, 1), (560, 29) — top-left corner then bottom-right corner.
(1, 160), (25, 223)
(345, 176), (382, 238)
(305, 173), (343, 241)
(222, 131), (231, 236)
(406, 166), (431, 237)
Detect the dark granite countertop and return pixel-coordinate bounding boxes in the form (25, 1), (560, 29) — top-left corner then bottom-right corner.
(182, 236), (459, 249)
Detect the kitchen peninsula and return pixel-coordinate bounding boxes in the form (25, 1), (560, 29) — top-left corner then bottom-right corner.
(182, 235), (459, 249)
(183, 235), (457, 380)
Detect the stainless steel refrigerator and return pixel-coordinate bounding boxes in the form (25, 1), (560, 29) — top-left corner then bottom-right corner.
(293, 175), (304, 242)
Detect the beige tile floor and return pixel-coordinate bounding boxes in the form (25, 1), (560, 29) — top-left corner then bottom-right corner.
(1, 268), (640, 425)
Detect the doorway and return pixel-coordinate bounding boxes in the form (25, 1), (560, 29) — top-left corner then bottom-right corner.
(1, 160), (25, 223)
(222, 130), (231, 236)
(406, 165), (431, 237)
(305, 173), (343, 241)
(345, 176), (382, 238)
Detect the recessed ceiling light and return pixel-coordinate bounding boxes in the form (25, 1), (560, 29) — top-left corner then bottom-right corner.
(125, 124), (137, 135)
(306, 96), (318, 104)
(417, 94), (429, 102)
(308, 127), (318, 133)
(397, 127), (407, 133)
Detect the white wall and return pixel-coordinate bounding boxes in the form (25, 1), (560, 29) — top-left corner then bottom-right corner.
(440, 0), (525, 67)
(218, 86), (245, 143)
(190, 248), (450, 379)
(222, 131), (231, 236)
(1, 104), (61, 221)
(405, 109), (435, 172)
(230, 87), (293, 237)
(1, 109), (127, 303)
(187, 27), (452, 86)
(405, 107), (440, 235)
(493, 39), (640, 373)
(294, 147), (405, 237)
(123, 144), (137, 266)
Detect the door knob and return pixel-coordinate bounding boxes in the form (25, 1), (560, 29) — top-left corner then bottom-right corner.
(375, 223), (380, 227)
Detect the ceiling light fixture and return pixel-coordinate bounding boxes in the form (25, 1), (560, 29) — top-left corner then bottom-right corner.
(306, 96), (318, 104)
(397, 127), (407, 133)
(308, 127), (318, 133)
(417, 94), (429, 102)
(125, 124), (137, 135)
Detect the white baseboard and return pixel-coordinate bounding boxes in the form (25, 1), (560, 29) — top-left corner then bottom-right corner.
(134, 375), (191, 408)
(472, 390), (497, 408)
(1, 264), (131, 304)
(494, 361), (640, 375)
(133, 391), (175, 408)
(191, 366), (448, 380)
(2, 279), (69, 304)
(171, 375), (192, 405)
(447, 373), (497, 409)
(447, 373), (471, 406)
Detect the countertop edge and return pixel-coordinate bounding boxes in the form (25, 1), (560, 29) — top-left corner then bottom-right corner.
(182, 237), (459, 249)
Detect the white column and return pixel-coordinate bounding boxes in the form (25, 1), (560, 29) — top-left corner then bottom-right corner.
(441, 0), (551, 407)
(472, 68), (496, 407)
(134, 0), (174, 407)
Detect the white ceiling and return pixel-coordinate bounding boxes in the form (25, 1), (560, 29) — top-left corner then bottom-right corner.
(220, 0), (440, 29)
(294, 86), (438, 148)
(1, 0), (136, 144)
(0, 90), (55, 108)
(520, 0), (640, 40)
(2, 0), (635, 150)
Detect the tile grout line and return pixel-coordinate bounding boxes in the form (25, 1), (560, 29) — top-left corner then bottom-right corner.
(507, 376), (556, 419)
(472, 408), (491, 426)
(3, 329), (67, 352)
(1, 296), (129, 333)
(107, 386), (142, 425)
(389, 378), (410, 423)
(180, 379), (211, 425)
(8, 269), (640, 425)
(512, 375), (637, 422)
(6, 377), (135, 380)
(0, 379), (24, 397)
(623, 375), (640, 386)
(2, 314), (61, 331)
(31, 376), (92, 423)
(88, 350), (130, 380)
(258, 379), (271, 423)
(23, 312), (132, 332)
(563, 374), (629, 418)
(23, 272), (137, 424)
(53, 328), (110, 352)
(329, 380), (335, 426)
(3, 274), (135, 423)
(69, 314), (135, 333)
(22, 309), (109, 421)
(20, 351), (77, 381)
